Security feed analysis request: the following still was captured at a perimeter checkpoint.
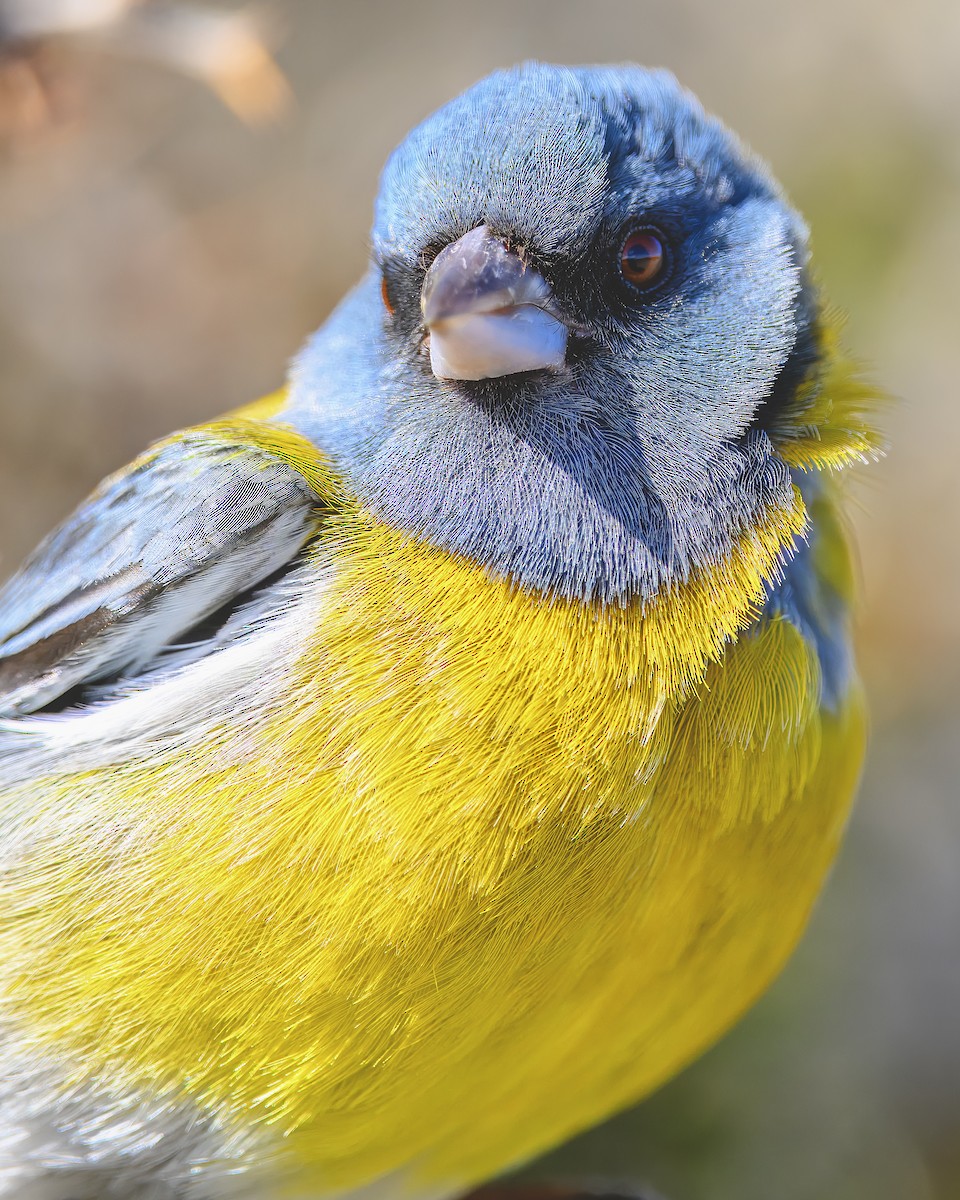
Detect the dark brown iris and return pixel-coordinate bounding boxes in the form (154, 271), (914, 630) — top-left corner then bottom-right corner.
(619, 229), (666, 290)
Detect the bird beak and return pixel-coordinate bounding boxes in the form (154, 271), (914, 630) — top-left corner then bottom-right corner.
(421, 225), (568, 381)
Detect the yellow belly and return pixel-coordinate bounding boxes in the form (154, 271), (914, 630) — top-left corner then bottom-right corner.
(1, 500), (864, 1197)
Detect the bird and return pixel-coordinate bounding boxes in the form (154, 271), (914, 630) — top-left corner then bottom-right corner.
(0, 62), (880, 1200)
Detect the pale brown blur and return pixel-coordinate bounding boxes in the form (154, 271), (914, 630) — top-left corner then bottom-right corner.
(0, 2), (957, 1197)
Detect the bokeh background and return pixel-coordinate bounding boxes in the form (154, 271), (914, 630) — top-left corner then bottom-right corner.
(0, 2), (957, 1197)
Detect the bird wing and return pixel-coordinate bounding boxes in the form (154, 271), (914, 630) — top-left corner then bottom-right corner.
(0, 421), (335, 717)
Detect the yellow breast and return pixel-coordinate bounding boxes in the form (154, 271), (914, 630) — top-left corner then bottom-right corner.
(1, 478), (864, 1197)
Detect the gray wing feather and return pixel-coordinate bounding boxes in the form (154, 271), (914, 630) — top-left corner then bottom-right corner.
(0, 434), (325, 716)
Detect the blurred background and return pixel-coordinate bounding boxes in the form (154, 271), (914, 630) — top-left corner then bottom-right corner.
(0, 1), (956, 1196)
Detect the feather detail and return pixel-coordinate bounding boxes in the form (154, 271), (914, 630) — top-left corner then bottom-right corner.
(0, 467), (860, 1197)
(770, 313), (887, 471)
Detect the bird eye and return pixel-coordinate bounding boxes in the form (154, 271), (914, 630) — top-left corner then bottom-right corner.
(380, 274), (395, 316)
(619, 228), (668, 293)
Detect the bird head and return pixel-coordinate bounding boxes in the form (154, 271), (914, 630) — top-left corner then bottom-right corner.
(290, 63), (876, 604)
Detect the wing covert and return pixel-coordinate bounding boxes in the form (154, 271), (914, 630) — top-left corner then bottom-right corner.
(0, 427), (332, 717)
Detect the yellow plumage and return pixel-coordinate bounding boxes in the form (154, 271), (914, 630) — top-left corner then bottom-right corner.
(1, 352), (871, 1196)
